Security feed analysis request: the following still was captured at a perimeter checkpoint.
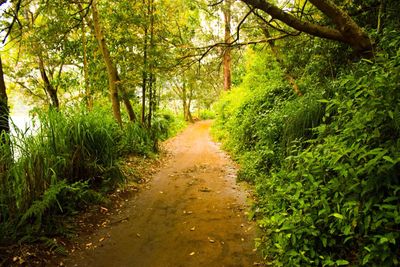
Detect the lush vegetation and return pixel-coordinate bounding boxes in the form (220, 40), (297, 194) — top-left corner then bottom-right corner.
(0, 106), (183, 245)
(0, 0), (210, 248)
(213, 2), (400, 266)
(1, 0), (400, 265)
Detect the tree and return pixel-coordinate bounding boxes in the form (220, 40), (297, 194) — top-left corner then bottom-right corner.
(92, 0), (122, 125)
(172, 76), (194, 122)
(240, 0), (373, 55)
(223, 0), (232, 91)
(0, 55), (9, 137)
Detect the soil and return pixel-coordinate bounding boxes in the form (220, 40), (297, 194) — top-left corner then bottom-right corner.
(60, 120), (262, 266)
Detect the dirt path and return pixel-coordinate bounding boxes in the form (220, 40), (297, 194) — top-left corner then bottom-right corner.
(64, 121), (260, 267)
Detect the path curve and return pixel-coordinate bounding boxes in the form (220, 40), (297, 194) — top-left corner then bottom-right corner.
(65, 121), (260, 267)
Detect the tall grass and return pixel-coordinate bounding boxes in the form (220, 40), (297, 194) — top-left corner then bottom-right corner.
(0, 106), (178, 244)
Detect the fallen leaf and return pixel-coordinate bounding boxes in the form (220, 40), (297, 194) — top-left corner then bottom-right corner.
(100, 207), (108, 213)
(136, 233), (141, 238)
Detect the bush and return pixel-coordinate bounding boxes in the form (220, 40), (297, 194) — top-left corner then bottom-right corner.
(214, 45), (400, 266)
(152, 110), (187, 141)
(198, 109), (216, 120)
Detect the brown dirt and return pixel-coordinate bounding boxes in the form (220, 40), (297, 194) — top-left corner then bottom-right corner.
(62, 120), (261, 267)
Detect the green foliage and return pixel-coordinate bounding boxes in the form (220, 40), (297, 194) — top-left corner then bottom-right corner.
(119, 122), (153, 155)
(214, 39), (400, 266)
(152, 110), (187, 141)
(198, 109), (216, 120)
(0, 105), (172, 244)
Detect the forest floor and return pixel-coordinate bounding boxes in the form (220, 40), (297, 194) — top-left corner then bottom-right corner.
(4, 120), (262, 266)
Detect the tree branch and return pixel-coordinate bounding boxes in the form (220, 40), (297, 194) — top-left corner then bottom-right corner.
(2, 0), (22, 44)
(241, 0), (373, 54)
(241, 0), (346, 42)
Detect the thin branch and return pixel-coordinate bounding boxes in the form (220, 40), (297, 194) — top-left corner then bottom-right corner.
(234, 7), (254, 42)
(2, 0), (22, 44)
(300, 0), (308, 21)
(252, 9), (300, 36)
(208, 0), (223, 7)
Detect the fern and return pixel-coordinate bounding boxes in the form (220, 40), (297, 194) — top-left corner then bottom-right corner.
(40, 237), (68, 256)
(18, 179), (67, 231)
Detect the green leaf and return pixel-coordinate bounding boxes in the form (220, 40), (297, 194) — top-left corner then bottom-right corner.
(330, 213), (344, 220)
(383, 156), (395, 164)
(362, 254), (370, 265)
(336, 259), (349, 265)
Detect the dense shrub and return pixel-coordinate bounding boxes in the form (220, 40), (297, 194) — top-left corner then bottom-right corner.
(214, 43), (400, 266)
(198, 109), (216, 120)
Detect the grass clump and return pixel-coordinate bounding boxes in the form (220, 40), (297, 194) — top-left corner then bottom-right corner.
(0, 105), (178, 244)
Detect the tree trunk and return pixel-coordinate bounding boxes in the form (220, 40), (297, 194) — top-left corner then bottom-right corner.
(0, 54), (9, 137)
(141, 0), (149, 125)
(182, 84), (189, 122)
(81, 20), (93, 111)
(148, 72), (153, 128)
(308, 0), (373, 55)
(223, 0), (232, 91)
(117, 74), (137, 122)
(187, 90), (193, 123)
(92, 0), (122, 125)
(0, 54), (11, 209)
(38, 55), (59, 109)
(147, 0), (155, 128)
(241, 0), (373, 55)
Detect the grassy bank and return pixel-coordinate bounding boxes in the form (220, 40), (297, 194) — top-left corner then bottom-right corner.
(0, 106), (184, 246)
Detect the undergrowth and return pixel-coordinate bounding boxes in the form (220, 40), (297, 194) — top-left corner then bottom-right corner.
(0, 106), (182, 246)
(213, 34), (400, 266)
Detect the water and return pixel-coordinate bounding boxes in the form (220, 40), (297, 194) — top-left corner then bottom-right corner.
(9, 100), (38, 159)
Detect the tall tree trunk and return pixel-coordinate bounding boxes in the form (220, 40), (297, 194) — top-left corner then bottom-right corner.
(181, 83), (193, 123)
(81, 20), (93, 110)
(187, 88), (194, 123)
(0, 54), (9, 137)
(141, 0), (149, 125)
(148, 0), (155, 128)
(182, 84), (188, 121)
(38, 55), (59, 109)
(0, 54), (11, 210)
(261, 26), (302, 96)
(117, 74), (137, 122)
(223, 0), (232, 91)
(92, 0), (122, 125)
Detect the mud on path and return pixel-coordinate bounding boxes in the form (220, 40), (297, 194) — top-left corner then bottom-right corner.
(64, 120), (261, 267)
